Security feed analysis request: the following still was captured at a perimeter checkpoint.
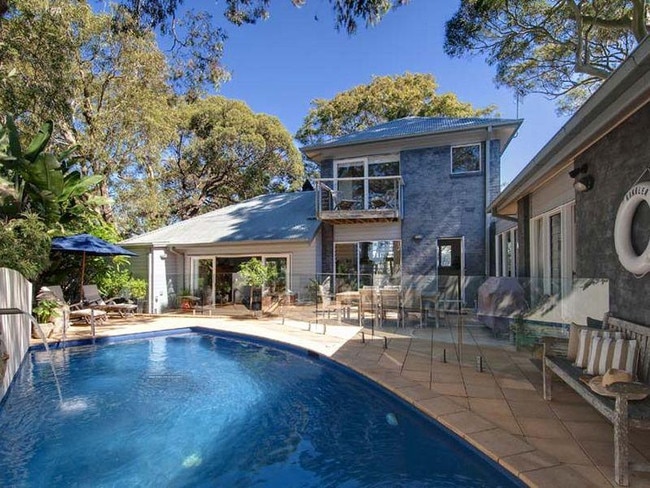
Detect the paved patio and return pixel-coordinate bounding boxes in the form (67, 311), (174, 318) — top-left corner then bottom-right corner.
(37, 312), (650, 488)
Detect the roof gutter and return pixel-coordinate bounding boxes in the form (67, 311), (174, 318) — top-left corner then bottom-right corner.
(493, 212), (518, 223)
(489, 37), (650, 215)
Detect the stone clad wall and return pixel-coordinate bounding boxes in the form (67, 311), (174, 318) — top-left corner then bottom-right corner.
(575, 102), (650, 325)
(401, 140), (498, 282)
(319, 159), (334, 274)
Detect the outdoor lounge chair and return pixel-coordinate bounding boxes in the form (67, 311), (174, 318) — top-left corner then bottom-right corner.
(37, 285), (108, 325)
(82, 284), (137, 317)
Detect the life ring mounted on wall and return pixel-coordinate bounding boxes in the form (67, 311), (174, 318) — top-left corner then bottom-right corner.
(614, 181), (650, 277)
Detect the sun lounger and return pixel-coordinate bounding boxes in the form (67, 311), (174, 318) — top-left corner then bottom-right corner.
(82, 284), (137, 317)
(37, 286), (108, 325)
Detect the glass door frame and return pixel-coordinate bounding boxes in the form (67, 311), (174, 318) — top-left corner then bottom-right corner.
(190, 254), (291, 305)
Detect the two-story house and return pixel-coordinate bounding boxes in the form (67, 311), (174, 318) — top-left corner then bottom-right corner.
(122, 116), (521, 313)
(301, 116), (521, 307)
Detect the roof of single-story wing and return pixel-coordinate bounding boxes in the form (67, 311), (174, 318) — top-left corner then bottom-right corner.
(301, 116), (523, 161)
(121, 191), (320, 246)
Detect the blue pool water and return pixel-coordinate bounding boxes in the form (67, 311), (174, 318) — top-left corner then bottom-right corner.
(0, 331), (523, 487)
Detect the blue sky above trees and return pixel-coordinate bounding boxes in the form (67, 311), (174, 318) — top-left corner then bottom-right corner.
(209, 0), (569, 187)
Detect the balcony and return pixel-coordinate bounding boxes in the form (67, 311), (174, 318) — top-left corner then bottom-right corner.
(316, 176), (402, 223)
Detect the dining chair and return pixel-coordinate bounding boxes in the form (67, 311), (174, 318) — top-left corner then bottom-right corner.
(315, 284), (339, 321)
(358, 287), (378, 327)
(380, 287), (402, 328)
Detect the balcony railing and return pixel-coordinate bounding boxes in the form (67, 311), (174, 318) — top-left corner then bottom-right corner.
(315, 176), (402, 222)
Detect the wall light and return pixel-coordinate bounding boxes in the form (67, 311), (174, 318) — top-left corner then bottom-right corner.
(574, 175), (594, 193)
(413, 234), (423, 241)
(568, 164), (588, 178)
(569, 164), (594, 192)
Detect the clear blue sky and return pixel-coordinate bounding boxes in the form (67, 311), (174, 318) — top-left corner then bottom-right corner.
(210, 0), (569, 186)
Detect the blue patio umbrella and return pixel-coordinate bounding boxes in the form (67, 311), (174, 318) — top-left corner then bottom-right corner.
(51, 233), (137, 297)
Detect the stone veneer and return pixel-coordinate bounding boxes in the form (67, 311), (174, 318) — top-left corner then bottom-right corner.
(400, 140), (501, 290)
(575, 101), (650, 325)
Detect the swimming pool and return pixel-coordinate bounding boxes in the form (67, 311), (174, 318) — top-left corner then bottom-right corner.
(0, 330), (523, 487)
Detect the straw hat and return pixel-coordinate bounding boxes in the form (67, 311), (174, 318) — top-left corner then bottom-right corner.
(588, 369), (647, 400)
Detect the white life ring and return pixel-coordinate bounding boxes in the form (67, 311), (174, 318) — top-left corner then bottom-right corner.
(614, 182), (650, 276)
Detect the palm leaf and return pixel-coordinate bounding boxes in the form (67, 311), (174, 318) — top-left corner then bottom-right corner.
(24, 121), (53, 163)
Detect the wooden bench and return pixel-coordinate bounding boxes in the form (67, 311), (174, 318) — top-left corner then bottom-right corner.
(542, 313), (650, 486)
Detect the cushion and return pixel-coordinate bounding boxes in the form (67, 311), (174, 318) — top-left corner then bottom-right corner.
(568, 323), (592, 361)
(574, 328), (622, 368)
(585, 336), (638, 376)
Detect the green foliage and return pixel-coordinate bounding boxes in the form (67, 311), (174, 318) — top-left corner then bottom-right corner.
(0, 116), (104, 230)
(238, 258), (278, 288)
(296, 73), (497, 145)
(33, 299), (61, 323)
(164, 97), (304, 220)
(114, 0), (407, 35)
(94, 262), (146, 300)
(239, 258), (278, 314)
(0, 1), (176, 230)
(0, 213), (51, 280)
(444, 0), (647, 113)
(126, 278), (148, 300)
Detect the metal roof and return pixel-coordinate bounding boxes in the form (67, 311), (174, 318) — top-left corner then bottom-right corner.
(121, 191), (320, 246)
(301, 116), (522, 151)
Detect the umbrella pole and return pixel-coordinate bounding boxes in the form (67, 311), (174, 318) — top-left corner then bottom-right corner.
(80, 252), (86, 301)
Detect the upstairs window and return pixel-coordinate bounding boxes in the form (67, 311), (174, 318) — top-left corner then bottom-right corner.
(334, 156), (400, 210)
(451, 144), (481, 174)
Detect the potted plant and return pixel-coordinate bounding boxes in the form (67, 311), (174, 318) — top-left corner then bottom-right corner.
(238, 259), (277, 316)
(178, 288), (195, 310)
(126, 278), (147, 313)
(215, 279), (231, 304)
(32, 299), (61, 338)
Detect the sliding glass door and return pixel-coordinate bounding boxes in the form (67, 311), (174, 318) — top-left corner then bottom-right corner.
(334, 240), (401, 292)
(191, 255), (289, 306)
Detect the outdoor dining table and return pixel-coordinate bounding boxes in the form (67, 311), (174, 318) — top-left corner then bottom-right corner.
(336, 291), (360, 320)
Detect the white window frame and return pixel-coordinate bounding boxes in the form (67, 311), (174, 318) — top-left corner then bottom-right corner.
(529, 201), (575, 295)
(495, 227), (517, 277)
(189, 253), (292, 303)
(450, 143), (482, 175)
(334, 155), (400, 209)
(333, 239), (402, 290)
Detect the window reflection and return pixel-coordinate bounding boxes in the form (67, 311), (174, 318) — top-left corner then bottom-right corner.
(334, 240), (401, 291)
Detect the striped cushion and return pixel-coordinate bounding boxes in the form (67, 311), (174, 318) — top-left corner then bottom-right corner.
(574, 328), (622, 368)
(568, 323), (599, 361)
(585, 336), (638, 375)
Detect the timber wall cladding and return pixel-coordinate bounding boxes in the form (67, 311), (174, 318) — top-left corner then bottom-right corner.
(575, 102), (650, 325)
